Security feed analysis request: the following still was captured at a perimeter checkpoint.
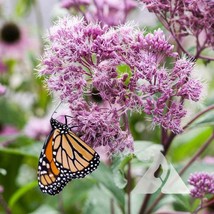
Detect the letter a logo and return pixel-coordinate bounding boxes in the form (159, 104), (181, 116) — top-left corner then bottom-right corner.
(132, 149), (190, 194)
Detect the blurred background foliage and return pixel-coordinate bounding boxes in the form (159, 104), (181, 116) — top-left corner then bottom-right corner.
(0, 0), (213, 214)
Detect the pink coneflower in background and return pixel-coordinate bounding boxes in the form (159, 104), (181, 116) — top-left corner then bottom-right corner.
(0, 22), (29, 59)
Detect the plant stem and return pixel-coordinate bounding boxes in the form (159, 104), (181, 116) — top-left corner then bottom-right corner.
(157, 15), (214, 61)
(197, 197), (214, 213)
(139, 195), (151, 214)
(161, 127), (167, 146)
(179, 132), (214, 176)
(139, 103), (214, 213)
(58, 194), (65, 214)
(183, 104), (214, 130)
(144, 132), (214, 214)
(0, 194), (11, 214)
(163, 132), (176, 155)
(127, 161), (132, 214)
(139, 126), (169, 213)
(110, 198), (115, 214)
(163, 103), (214, 159)
(194, 197), (214, 214)
(193, 199), (204, 214)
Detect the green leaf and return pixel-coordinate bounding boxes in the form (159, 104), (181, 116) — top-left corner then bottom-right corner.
(15, 0), (35, 16)
(148, 195), (175, 213)
(0, 98), (26, 128)
(168, 127), (213, 162)
(0, 135), (20, 143)
(172, 194), (192, 211)
(83, 185), (123, 214)
(91, 53), (97, 65)
(187, 46), (196, 55)
(188, 112), (214, 129)
(8, 181), (38, 208)
(129, 193), (144, 214)
(91, 162), (125, 210)
(116, 64), (132, 86)
(134, 140), (163, 162)
(111, 154), (133, 189)
(29, 205), (59, 214)
(62, 178), (96, 212)
(0, 143), (40, 159)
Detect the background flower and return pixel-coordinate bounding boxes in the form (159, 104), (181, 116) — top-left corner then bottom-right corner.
(0, 83), (6, 95)
(24, 117), (51, 141)
(60, 0), (138, 26)
(0, 22), (30, 60)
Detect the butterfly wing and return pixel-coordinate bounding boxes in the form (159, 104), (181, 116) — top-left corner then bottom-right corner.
(37, 129), (73, 195)
(38, 127), (100, 195)
(53, 129), (100, 179)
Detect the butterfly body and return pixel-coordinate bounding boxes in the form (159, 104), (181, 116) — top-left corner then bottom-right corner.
(38, 117), (100, 195)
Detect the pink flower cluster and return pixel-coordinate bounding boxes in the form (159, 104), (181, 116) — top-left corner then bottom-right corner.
(60, 0), (137, 26)
(188, 172), (214, 198)
(38, 16), (202, 153)
(141, 0), (214, 55)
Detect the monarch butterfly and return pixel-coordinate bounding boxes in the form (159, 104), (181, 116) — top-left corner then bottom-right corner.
(37, 115), (100, 195)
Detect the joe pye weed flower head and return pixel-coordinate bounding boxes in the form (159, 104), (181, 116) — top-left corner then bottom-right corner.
(188, 172), (214, 198)
(141, 0), (214, 58)
(38, 16), (202, 154)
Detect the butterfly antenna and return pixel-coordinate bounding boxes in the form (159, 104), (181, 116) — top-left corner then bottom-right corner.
(51, 101), (63, 118)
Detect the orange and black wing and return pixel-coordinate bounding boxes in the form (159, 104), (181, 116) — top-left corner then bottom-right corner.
(38, 128), (100, 195)
(37, 129), (73, 195)
(53, 129), (100, 179)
